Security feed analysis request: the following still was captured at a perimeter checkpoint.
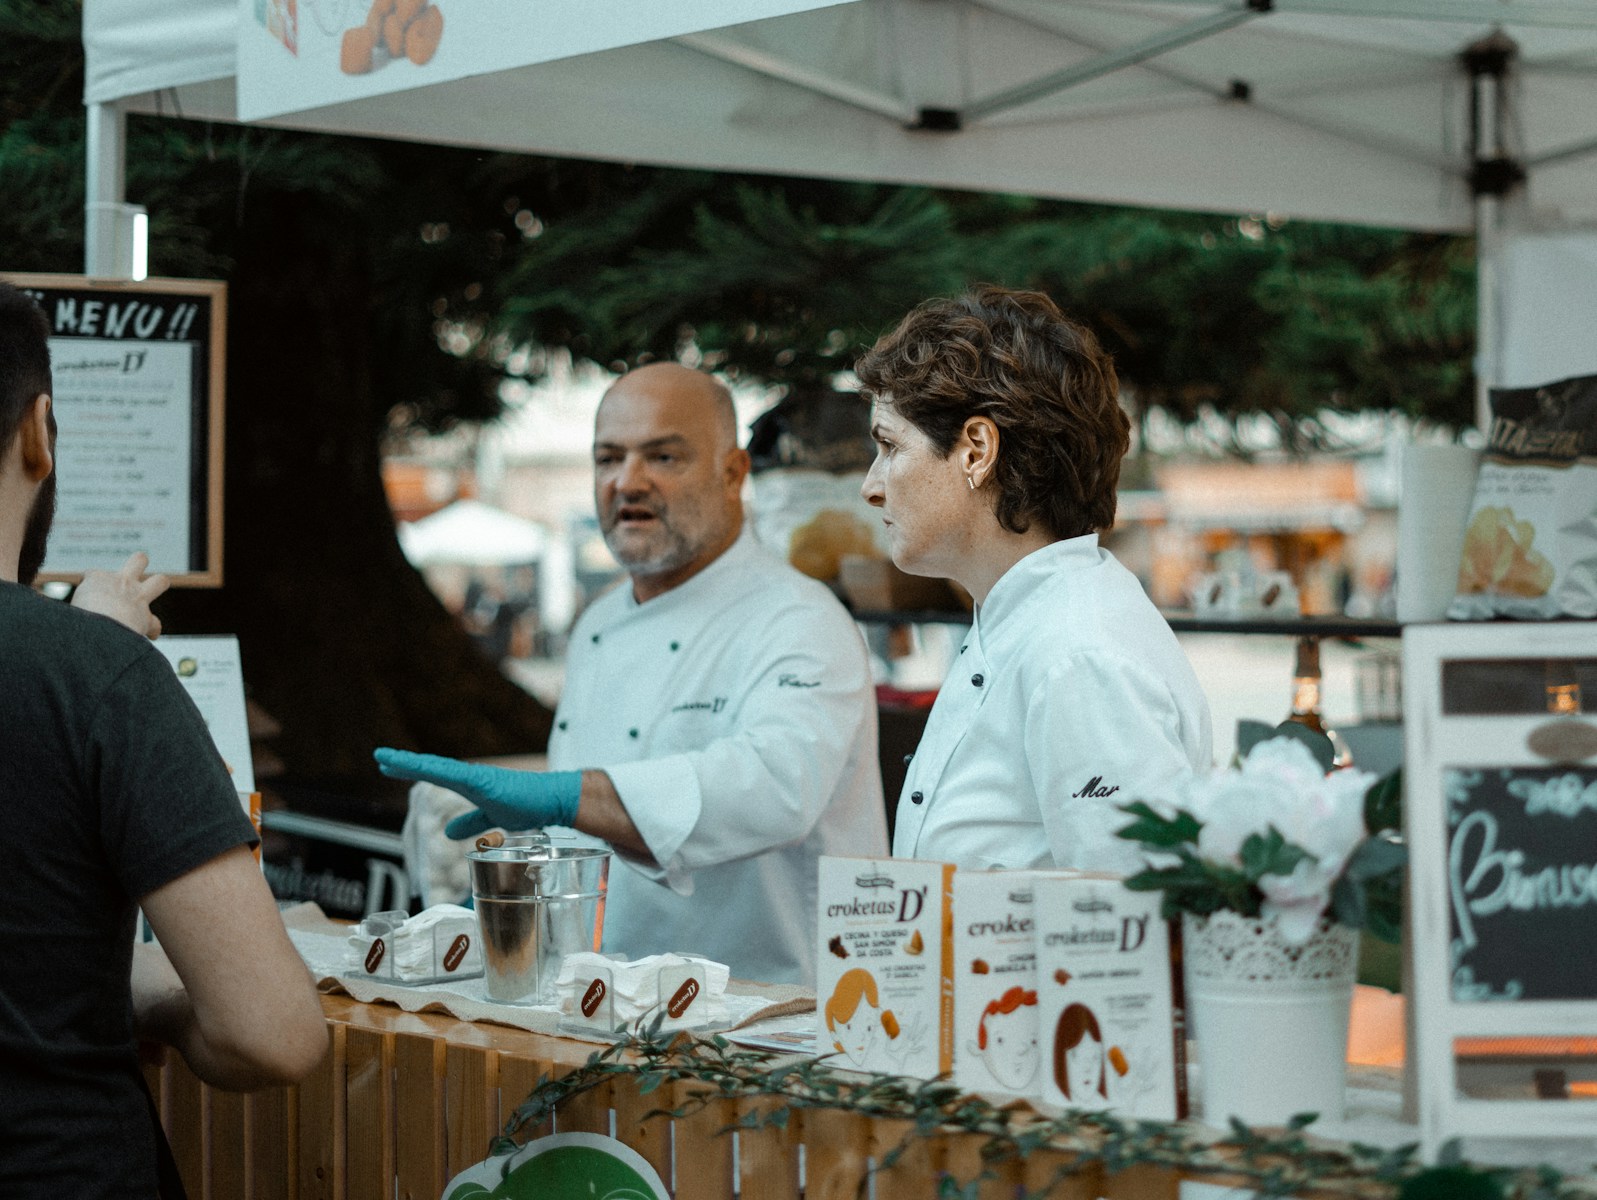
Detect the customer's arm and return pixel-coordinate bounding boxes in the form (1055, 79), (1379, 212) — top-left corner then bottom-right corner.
(135, 844), (327, 1090)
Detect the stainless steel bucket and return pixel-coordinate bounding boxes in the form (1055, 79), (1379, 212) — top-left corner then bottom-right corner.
(466, 844), (611, 1005)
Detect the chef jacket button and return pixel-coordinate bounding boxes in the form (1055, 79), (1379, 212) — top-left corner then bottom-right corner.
(971, 673), (984, 688)
(628, 728), (639, 739)
(591, 633), (601, 644)
(903, 753), (914, 766)
(910, 791), (924, 805)
(960, 645), (968, 654)
(557, 720), (568, 731)
(670, 641), (680, 651)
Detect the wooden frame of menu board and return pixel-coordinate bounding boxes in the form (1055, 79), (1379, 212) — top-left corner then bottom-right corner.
(6, 273), (226, 587)
(1402, 621), (1597, 1159)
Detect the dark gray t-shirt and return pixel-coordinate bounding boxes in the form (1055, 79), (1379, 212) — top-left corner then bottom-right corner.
(0, 582), (258, 1196)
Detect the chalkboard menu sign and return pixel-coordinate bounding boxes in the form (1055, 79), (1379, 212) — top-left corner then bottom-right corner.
(1444, 765), (1597, 1003)
(1404, 622), (1597, 1157)
(5, 273), (226, 586)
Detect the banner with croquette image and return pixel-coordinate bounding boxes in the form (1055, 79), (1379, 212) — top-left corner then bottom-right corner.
(816, 856), (955, 1079)
(236, 0), (852, 122)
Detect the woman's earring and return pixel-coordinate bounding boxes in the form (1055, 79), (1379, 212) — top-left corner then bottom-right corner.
(967, 475), (977, 491)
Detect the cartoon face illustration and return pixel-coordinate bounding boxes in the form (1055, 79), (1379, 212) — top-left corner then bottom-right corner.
(824, 968), (897, 1069)
(976, 986), (1039, 1091)
(1053, 1002), (1108, 1104)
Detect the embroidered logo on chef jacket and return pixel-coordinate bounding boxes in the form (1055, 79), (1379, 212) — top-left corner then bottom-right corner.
(778, 673), (820, 688)
(1071, 776), (1120, 799)
(671, 696), (727, 714)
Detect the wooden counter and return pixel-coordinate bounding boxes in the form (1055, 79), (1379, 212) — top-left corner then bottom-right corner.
(144, 993), (1369, 1200)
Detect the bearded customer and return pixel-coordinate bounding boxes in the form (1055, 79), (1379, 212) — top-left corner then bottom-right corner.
(378, 364), (886, 984)
(0, 282), (326, 1197)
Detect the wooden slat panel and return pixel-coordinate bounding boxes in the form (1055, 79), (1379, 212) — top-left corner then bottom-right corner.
(669, 1083), (735, 1200)
(798, 1106), (872, 1200)
(395, 1031), (447, 1200)
(245, 1087), (293, 1200)
(445, 1043), (499, 1180)
(1021, 1146), (1103, 1199)
(166, 1060), (206, 1199)
(345, 1027), (395, 1198)
(497, 1053), (553, 1144)
(870, 1116), (944, 1196)
(737, 1100), (800, 1200)
(208, 1087), (248, 1200)
(1100, 1161), (1181, 1200)
(557, 1077), (613, 1137)
(612, 1075), (673, 1188)
(940, 1128), (1024, 1199)
(297, 1021), (345, 1200)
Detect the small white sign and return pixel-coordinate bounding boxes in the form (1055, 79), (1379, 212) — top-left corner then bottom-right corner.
(153, 635), (255, 794)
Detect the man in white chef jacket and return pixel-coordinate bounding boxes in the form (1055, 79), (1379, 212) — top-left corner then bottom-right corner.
(378, 364), (886, 985)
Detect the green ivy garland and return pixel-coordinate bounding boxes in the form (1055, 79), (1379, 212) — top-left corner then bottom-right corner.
(496, 1027), (1596, 1200)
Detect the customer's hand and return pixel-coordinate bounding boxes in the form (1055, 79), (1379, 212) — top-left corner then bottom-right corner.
(72, 552), (169, 639)
(374, 748), (582, 840)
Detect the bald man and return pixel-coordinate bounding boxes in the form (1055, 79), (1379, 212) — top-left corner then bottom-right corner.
(379, 365), (886, 984)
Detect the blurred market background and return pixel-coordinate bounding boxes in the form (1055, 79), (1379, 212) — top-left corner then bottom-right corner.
(4, 3), (1473, 916)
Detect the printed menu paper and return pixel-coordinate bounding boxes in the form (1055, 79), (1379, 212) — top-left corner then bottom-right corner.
(816, 856), (955, 1079)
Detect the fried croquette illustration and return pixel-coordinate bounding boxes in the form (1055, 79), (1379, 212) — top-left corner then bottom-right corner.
(828, 935), (848, 959)
(904, 929), (924, 956)
(971, 958), (990, 975)
(339, 0), (443, 74)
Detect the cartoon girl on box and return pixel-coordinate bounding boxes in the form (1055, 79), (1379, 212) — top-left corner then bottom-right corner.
(1054, 1002), (1111, 1105)
(974, 986), (1039, 1092)
(824, 968), (900, 1070)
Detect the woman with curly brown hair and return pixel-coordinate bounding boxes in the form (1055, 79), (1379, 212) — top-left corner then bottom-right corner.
(858, 285), (1211, 870)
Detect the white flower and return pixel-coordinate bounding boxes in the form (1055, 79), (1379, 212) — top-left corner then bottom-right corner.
(1177, 737), (1376, 943)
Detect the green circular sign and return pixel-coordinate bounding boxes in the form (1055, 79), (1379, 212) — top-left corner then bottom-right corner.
(445, 1132), (669, 1200)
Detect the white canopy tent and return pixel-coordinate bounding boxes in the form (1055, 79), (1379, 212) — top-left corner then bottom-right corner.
(82, 0), (1597, 407)
(397, 499), (547, 567)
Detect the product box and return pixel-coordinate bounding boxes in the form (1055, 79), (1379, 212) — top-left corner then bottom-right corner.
(816, 856), (955, 1078)
(951, 869), (1052, 1098)
(1033, 875), (1186, 1119)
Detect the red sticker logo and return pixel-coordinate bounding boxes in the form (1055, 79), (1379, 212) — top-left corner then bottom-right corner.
(364, 938), (386, 974)
(667, 977), (701, 1019)
(443, 934), (470, 972)
(580, 977), (607, 1018)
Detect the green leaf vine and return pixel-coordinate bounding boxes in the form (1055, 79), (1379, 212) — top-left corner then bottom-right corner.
(494, 1025), (1596, 1200)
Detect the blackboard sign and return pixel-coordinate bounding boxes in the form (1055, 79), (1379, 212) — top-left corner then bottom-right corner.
(5, 273), (226, 586)
(1445, 765), (1597, 1003)
(1404, 622), (1597, 1157)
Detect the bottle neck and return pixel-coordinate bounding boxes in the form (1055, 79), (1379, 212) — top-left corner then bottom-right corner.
(1288, 677), (1327, 730)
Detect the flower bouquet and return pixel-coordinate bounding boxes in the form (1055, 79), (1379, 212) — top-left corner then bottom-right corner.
(1115, 728), (1405, 944)
(1113, 726), (1406, 1127)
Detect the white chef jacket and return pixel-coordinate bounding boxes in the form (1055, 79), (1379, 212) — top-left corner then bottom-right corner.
(893, 535), (1212, 872)
(549, 529), (886, 985)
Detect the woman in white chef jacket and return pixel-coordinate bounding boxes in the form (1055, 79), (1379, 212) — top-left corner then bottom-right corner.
(857, 285), (1213, 871)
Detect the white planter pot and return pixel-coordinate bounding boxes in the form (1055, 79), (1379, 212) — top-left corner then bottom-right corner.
(1182, 910), (1359, 1128)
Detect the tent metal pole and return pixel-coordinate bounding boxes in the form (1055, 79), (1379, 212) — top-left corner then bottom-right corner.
(1474, 194), (1501, 433)
(84, 101), (127, 277)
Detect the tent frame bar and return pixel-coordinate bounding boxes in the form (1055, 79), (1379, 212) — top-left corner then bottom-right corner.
(84, 101), (127, 277)
(962, 2), (1270, 122)
(1076, 0), (1597, 31)
(675, 31), (915, 124)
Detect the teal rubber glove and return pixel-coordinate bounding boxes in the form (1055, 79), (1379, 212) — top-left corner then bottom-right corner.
(374, 747), (582, 841)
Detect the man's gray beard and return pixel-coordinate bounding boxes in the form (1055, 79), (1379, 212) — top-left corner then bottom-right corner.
(602, 523), (698, 578)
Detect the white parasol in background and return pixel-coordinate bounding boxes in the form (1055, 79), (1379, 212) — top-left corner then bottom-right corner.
(398, 499), (547, 567)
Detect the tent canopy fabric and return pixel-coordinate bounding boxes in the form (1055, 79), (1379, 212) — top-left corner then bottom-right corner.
(398, 499), (547, 566)
(83, 0), (1597, 233)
